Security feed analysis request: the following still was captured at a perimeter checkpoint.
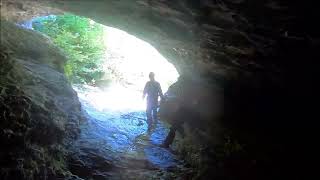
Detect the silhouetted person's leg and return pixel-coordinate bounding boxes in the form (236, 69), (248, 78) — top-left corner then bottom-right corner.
(152, 106), (158, 123)
(162, 107), (186, 147)
(147, 98), (157, 130)
(162, 126), (177, 148)
(146, 103), (152, 131)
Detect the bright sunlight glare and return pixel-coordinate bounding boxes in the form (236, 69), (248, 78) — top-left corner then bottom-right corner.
(102, 26), (179, 92)
(78, 26), (179, 111)
(75, 84), (146, 111)
(24, 15), (179, 111)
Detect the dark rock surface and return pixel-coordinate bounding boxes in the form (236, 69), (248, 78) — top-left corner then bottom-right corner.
(0, 21), (84, 179)
(1, 0), (319, 179)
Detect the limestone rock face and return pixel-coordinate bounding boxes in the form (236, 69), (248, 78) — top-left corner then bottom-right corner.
(0, 21), (84, 179)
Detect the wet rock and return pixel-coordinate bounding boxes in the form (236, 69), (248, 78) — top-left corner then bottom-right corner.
(0, 21), (84, 179)
(1, 0), (319, 179)
(157, 79), (222, 178)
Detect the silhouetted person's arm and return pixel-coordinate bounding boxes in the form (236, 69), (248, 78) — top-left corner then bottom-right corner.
(143, 82), (148, 99)
(158, 83), (164, 100)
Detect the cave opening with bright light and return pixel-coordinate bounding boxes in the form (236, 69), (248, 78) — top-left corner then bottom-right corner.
(18, 14), (183, 174)
(2, 0), (315, 179)
(27, 14), (179, 111)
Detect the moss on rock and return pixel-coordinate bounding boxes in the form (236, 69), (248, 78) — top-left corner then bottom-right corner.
(0, 20), (84, 180)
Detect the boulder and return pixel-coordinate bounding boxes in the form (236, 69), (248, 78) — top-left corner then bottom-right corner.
(0, 20), (84, 179)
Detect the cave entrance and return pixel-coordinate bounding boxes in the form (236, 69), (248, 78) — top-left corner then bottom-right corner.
(19, 14), (183, 173)
(28, 14), (179, 111)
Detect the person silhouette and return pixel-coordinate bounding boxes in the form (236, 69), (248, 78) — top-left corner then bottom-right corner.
(142, 72), (164, 131)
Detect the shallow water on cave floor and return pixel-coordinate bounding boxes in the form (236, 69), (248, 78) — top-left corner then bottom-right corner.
(69, 85), (190, 179)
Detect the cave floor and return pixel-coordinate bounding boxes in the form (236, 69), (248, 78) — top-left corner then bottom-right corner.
(68, 85), (191, 179)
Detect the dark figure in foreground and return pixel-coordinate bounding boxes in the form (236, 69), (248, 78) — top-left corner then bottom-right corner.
(161, 106), (203, 148)
(143, 72), (164, 131)
(161, 107), (185, 148)
(160, 94), (202, 148)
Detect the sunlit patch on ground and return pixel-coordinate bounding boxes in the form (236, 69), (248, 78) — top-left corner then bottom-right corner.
(73, 85), (181, 171)
(75, 84), (146, 111)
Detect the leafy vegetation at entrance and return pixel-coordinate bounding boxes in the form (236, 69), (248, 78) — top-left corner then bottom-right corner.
(33, 14), (105, 84)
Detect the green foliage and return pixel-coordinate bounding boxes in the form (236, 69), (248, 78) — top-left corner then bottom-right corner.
(33, 14), (106, 84)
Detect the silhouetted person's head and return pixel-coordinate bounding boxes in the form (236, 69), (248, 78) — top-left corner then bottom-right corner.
(149, 72), (155, 81)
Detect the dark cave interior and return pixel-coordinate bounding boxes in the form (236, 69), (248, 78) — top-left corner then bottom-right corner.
(1, 0), (319, 179)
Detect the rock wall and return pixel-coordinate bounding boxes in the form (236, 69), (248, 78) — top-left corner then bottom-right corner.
(0, 21), (84, 179)
(1, 0), (319, 179)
